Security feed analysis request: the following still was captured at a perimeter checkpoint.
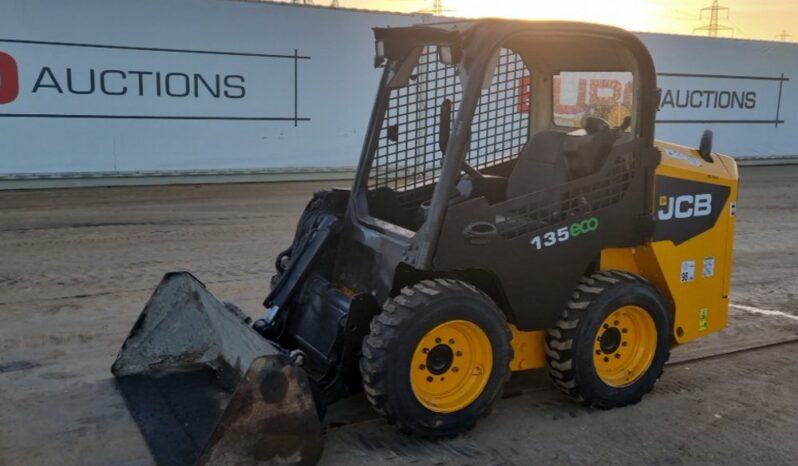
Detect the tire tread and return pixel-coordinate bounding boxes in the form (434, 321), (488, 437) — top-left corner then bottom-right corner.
(544, 270), (671, 408)
(360, 279), (512, 437)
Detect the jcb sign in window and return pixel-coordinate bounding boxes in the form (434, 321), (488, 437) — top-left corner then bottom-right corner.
(553, 71), (634, 128)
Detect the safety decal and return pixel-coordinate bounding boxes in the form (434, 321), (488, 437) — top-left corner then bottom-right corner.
(680, 259), (695, 283)
(703, 256), (715, 278)
(665, 148), (702, 167)
(698, 308), (709, 331)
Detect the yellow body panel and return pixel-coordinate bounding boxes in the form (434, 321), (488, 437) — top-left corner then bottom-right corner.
(602, 141), (738, 344)
(509, 325), (547, 371)
(509, 140), (738, 371)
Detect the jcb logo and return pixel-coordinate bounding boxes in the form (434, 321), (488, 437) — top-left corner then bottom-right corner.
(0, 51), (20, 104)
(657, 194), (712, 220)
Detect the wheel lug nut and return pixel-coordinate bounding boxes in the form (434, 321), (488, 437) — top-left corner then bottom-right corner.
(449, 338), (455, 345)
(435, 337), (442, 343)
(603, 357), (610, 362)
(622, 328), (628, 334)
(622, 341), (628, 347)
(426, 376), (433, 382)
(614, 320), (620, 326)
(419, 364), (426, 370)
(452, 367), (459, 373)
(615, 353), (621, 359)
(595, 350), (601, 355)
(456, 351), (463, 357)
(423, 348), (429, 354)
(603, 324), (609, 329)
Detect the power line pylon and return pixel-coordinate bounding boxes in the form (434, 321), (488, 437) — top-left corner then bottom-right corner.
(693, 0), (734, 37)
(775, 30), (793, 41)
(416, 0), (450, 16)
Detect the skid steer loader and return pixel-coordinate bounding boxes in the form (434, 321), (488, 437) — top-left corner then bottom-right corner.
(112, 19), (738, 465)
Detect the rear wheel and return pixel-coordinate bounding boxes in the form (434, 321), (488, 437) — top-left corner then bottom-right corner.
(360, 279), (512, 437)
(545, 270), (671, 408)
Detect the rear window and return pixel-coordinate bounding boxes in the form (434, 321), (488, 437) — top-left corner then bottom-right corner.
(553, 71), (634, 128)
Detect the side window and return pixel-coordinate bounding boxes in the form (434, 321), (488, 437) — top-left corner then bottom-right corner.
(553, 71), (634, 128)
(467, 48), (530, 169)
(368, 45), (462, 209)
(365, 46), (531, 231)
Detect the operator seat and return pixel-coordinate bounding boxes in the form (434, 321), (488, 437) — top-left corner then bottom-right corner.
(505, 130), (569, 200)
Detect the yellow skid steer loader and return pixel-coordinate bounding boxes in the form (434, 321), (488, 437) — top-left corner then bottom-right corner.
(112, 19), (738, 465)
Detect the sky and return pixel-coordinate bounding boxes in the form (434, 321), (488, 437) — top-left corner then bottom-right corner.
(299, 0), (798, 42)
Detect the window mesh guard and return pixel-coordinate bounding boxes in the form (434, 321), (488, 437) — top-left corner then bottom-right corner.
(369, 46), (530, 208)
(495, 153), (637, 239)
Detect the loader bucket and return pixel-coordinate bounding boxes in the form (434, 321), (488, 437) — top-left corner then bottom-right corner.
(111, 272), (323, 466)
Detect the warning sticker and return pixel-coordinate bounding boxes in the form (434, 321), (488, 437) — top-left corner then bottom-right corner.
(703, 256), (715, 278)
(699, 308), (709, 331)
(680, 260), (696, 283)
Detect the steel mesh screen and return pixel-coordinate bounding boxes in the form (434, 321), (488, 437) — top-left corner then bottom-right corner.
(368, 47), (530, 208)
(468, 48), (530, 169)
(496, 154), (636, 239)
(368, 46), (461, 205)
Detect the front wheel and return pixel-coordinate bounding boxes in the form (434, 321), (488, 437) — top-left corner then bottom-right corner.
(545, 270), (671, 408)
(360, 279), (512, 437)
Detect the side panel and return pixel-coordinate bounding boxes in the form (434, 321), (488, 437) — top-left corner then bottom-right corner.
(601, 142), (738, 344)
(434, 142), (656, 331)
(509, 325), (546, 371)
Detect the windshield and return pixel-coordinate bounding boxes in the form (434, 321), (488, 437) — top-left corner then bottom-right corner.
(366, 44), (531, 231)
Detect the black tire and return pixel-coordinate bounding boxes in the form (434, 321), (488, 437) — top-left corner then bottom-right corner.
(545, 270), (671, 408)
(360, 279), (513, 437)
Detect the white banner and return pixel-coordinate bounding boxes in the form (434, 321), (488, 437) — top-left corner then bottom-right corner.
(0, 0), (795, 179)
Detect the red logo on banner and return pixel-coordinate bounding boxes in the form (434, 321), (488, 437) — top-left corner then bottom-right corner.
(0, 51), (20, 104)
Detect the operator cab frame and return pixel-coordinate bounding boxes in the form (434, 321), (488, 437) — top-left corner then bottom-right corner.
(337, 20), (661, 327)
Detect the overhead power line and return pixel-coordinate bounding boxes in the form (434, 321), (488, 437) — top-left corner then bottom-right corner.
(693, 0), (734, 38)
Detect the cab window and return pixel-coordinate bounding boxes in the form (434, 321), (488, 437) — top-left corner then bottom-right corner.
(553, 71), (634, 129)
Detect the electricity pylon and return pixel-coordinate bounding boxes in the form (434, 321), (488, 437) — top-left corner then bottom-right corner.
(693, 0), (734, 37)
(416, 0), (451, 16)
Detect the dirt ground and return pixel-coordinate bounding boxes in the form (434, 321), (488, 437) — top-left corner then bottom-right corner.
(1, 165), (797, 466)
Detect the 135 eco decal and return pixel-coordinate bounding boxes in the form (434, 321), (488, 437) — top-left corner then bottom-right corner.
(0, 51), (20, 104)
(530, 217), (599, 250)
(653, 175), (730, 245)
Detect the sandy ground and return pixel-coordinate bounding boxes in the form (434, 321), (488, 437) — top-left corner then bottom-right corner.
(1, 166), (797, 465)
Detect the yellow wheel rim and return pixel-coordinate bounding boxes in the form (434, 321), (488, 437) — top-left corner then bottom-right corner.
(410, 320), (493, 413)
(593, 305), (657, 387)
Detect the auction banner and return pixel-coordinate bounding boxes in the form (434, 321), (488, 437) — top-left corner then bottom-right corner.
(0, 0), (795, 180)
